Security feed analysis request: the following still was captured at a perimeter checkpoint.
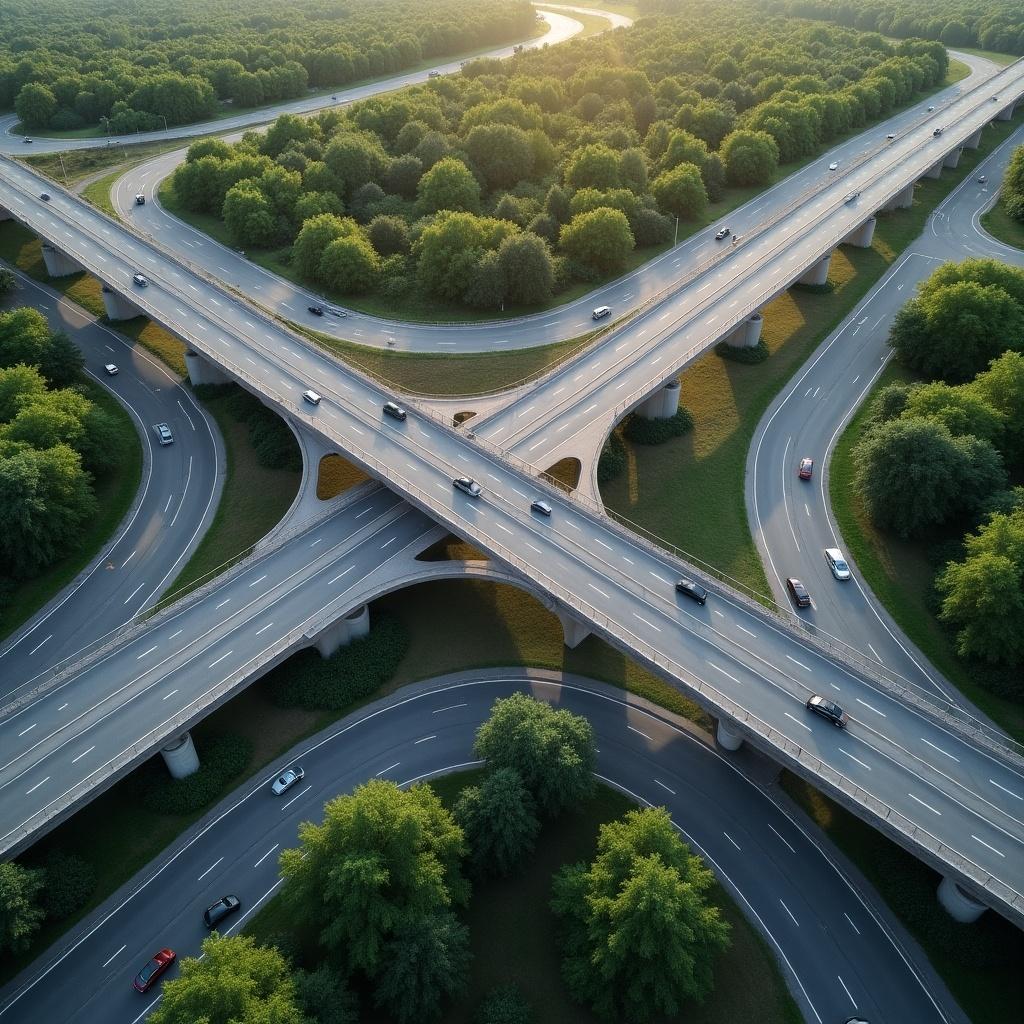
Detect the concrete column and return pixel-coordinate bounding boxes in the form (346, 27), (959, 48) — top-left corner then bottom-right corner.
(716, 719), (744, 751)
(997, 104), (1014, 122)
(0, 206), (12, 222)
(184, 350), (230, 387)
(40, 242), (82, 278)
(160, 732), (200, 779)
(963, 128), (982, 150)
(101, 285), (141, 321)
(842, 217), (876, 248)
(923, 160), (943, 180)
(942, 148), (961, 169)
(315, 604), (370, 658)
(636, 378), (681, 420)
(724, 312), (763, 349)
(556, 608), (591, 649)
(798, 251), (831, 287)
(937, 876), (987, 923)
(883, 183), (914, 211)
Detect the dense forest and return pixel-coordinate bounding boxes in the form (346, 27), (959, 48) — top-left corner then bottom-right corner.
(770, 0), (1024, 57)
(169, 1), (947, 315)
(0, 0), (536, 133)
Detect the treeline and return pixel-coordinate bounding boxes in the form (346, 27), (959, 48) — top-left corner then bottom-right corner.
(0, 307), (122, 596)
(170, 0), (947, 314)
(770, 0), (1024, 56)
(1, 0), (535, 133)
(1001, 145), (1024, 223)
(856, 259), (1024, 694)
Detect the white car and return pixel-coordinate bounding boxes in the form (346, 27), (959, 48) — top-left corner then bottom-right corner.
(271, 765), (304, 795)
(302, 389), (322, 406)
(153, 422), (173, 445)
(104, 363), (119, 376)
(828, 161), (839, 171)
(824, 547), (851, 580)
(453, 476), (482, 498)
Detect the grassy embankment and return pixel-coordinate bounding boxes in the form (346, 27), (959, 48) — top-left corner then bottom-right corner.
(247, 770), (802, 1024)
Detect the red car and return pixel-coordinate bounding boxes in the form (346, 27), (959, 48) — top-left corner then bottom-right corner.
(133, 948), (176, 993)
(798, 457), (813, 480)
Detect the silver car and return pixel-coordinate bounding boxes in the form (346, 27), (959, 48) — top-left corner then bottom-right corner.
(825, 547), (851, 580)
(271, 765), (304, 796)
(453, 476), (482, 498)
(153, 422), (173, 445)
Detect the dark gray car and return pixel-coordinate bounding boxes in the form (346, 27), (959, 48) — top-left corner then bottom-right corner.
(203, 894), (240, 928)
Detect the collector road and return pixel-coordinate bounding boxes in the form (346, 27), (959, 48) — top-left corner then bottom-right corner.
(0, 675), (960, 1024)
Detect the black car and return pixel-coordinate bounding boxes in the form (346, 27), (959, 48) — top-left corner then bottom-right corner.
(203, 894), (241, 928)
(675, 579), (708, 605)
(308, 305), (324, 316)
(786, 577), (811, 608)
(40, 192), (50, 201)
(806, 694), (849, 728)
(383, 401), (407, 421)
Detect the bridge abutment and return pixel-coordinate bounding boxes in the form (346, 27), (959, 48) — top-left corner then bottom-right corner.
(798, 252), (831, 287)
(716, 719), (744, 751)
(185, 349), (231, 387)
(160, 732), (200, 779)
(101, 285), (142, 321)
(937, 876), (987, 923)
(40, 242), (82, 278)
(314, 604), (370, 658)
(842, 217), (876, 248)
(636, 378), (681, 420)
(557, 608), (592, 649)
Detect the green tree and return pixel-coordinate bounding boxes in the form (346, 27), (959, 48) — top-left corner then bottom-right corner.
(974, 351), (1024, 469)
(148, 934), (304, 1024)
(222, 183), (278, 248)
(319, 234), (380, 294)
(463, 249), (507, 310)
(659, 129), (708, 174)
(473, 693), (596, 817)
(475, 985), (534, 1024)
(293, 964), (358, 1024)
(853, 418), (1005, 538)
(0, 862), (45, 954)
(559, 208), (635, 274)
(720, 129), (779, 186)
(937, 508), (1024, 665)
(414, 212), (516, 301)
(466, 124), (535, 190)
(0, 268), (16, 298)
(454, 767), (540, 876)
(15, 82), (57, 128)
(292, 213), (357, 281)
(416, 157), (481, 215)
(324, 132), (388, 196)
(0, 308), (52, 369)
(279, 779), (468, 975)
(496, 233), (554, 306)
(564, 144), (621, 191)
(373, 910), (472, 1024)
(889, 281), (1024, 383)
(0, 364), (47, 422)
(37, 330), (85, 389)
(3, 387), (91, 451)
(903, 381), (1005, 446)
(551, 807), (730, 1023)
(651, 163), (707, 220)
(368, 215), (411, 256)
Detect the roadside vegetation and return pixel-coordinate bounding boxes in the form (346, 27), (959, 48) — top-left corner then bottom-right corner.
(164, 1), (949, 322)
(980, 143), (1024, 250)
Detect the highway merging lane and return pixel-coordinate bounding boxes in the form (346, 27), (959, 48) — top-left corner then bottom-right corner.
(0, 268), (220, 696)
(1, 61), (1023, 915)
(0, 676), (955, 1024)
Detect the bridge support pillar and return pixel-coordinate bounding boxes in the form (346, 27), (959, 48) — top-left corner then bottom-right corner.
(923, 160), (943, 180)
(716, 719), (744, 751)
(937, 876), (987, 923)
(942, 148), (961, 169)
(101, 285), (141, 321)
(997, 104), (1014, 122)
(185, 350), (231, 387)
(557, 609), (592, 649)
(963, 128), (982, 150)
(160, 732), (200, 779)
(882, 183), (915, 211)
(0, 205), (12, 222)
(842, 217), (876, 248)
(636, 378), (681, 420)
(724, 312), (764, 349)
(798, 251), (831, 287)
(40, 242), (82, 278)
(314, 604), (370, 658)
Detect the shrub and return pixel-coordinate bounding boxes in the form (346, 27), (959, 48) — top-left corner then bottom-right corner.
(715, 338), (769, 363)
(623, 406), (694, 444)
(141, 734), (252, 815)
(475, 984), (534, 1024)
(597, 431), (626, 484)
(40, 850), (95, 920)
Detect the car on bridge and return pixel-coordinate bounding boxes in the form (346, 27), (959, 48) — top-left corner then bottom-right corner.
(844, 191), (860, 203)
(531, 498), (552, 516)
(454, 476), (482, 498)
(798, 457), (813, 480)
(133, 948), (176, 992)
(978, 175), (988, 184)
(308, 305), (324, 316)
(302, 389), (322, 406)
(675, 579), (708, 605)
(40, 192), (50, 201)
(806, 694), (849, 728)
(715, 226), (730, 240)
(271, 765), (304, 795)
(786, 577), (811, 608)
(383, 401), (407, 421)
(825, 547), (851, 580)
(933, 127), (943, 136)
(132, 273), (148, 287)
(828, 161), (839, 171)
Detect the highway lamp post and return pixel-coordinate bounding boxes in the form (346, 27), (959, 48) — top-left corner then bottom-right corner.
(161, 115), (169, 133)
(674, 215), (679, 246)
(58, 154), (69, 187)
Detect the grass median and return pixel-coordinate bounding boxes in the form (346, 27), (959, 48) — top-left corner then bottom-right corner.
(981, 197), (1024, 251)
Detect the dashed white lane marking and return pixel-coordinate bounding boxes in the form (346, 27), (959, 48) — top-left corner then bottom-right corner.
(786, 655), (810, 671)
(328, 567), (353, 584)
(855, 697), (886, 717)
(432, 703), (467, 714)
(907, 792), (941, 815)
(707, 661), (741, 685)
(208, 650), (233, 668)
(989, 778), (1023, 800)
(28, 634), (53, 656)
(837, 974), (857, 1008)
(588, 583), (610, 599)
(779, 899), (799, 926)
(843, 912), (860, 935)
(281, 785), (310, 810)
(628, 725), (653, 741)
(839, 747), (871, 771)
(736, 623), (756, 638)
(26, 777), (50, 795)
(767, 823), (795, 853)
(18, 724), (36, 737)
(161, 689), (178, 701)
(101, 945), (127, 968)
(254, 844), (279, 868)
(723, 832), (741, 851)
(375, 761), (401, 777)
(71, 746), (95, 764)
(215, 599), (230, 610)
(415, 735), (436, 744)
(255, 622), (275, 635)
(136, 646), (158, 660)
(654, 779), (675, 795)
(971, 834), (1005, 857)
(920, 737), (959, 762)
(784, 712), (811, 731)
(633, 613), (661, 632)
(197, 857), (224, 882)
(249, 575), (267, 587)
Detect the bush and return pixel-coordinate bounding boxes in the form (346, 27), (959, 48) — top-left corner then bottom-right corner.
(40, 850), (95, 920)
(475, 984), (534, 1024)
(597, 431), (626, 484)
(218, 384), (301, 470)
(141, 733), (252, 815)
(622, 406), (694, 444)
(267, 615), (408, 710)
(715, 338), (769, 363)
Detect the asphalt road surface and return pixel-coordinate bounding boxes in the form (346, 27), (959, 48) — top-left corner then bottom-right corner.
(0, 674), (961, 1024)
(0, 268), (221, 695)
